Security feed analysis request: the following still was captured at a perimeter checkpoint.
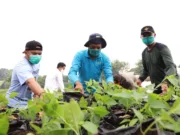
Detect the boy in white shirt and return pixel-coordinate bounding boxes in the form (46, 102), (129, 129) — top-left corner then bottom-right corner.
(44, 62), (66, 93)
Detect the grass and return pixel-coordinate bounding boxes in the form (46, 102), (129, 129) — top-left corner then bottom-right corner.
(0, 80), (3, 86)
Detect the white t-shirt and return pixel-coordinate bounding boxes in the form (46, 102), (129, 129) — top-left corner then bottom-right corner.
(44, 69), (64, 92)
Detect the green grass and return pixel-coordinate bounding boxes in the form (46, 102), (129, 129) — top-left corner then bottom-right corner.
(0, 80), (3, 86)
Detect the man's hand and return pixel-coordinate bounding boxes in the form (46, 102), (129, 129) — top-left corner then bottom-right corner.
(136, 79), (142, 87)
(160, 83), (168, 95)
(75, 81), (84, 94)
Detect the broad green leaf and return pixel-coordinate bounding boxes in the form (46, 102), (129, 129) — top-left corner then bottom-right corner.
(30, 123), (41, 133)
(41, 120), (62, 133)
(132, 109), (143, 122)
(63, 99), (84, 133)
(132, 91), (145, 102)
(0, 95), (8, 109)
(79, 97), (88, 108)
(0, 115), (9, 135)
(90, 106), (109, 118)
(169, 98), (180, 114)
(9, 92), (18, 98)
(148, 94), (169, 109)
(82, 121), (98, 134)
(90, 114), (101, 125)
(129, 118), (138, 126)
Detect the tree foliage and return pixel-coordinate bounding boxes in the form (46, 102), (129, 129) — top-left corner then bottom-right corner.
(111, 60), (130, 75)
(130, 60), (143, 75)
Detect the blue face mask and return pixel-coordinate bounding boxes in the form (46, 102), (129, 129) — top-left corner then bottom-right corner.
(89, 49), (101, 57)
(142, 36), (155, 45)
(29, 55), (42, 64)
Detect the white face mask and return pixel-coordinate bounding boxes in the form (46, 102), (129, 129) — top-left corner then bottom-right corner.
(61, 70), (64, 74)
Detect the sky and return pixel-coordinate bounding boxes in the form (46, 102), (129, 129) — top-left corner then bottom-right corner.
(0, 0), (180, 75)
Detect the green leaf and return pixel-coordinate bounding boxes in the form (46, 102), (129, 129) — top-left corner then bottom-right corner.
(79, 97), (88, 108)
(90, 114), (101, 125)
(82, 121), (98, 134)
(0, 115), (9, 135)
(169, 98), (180, 114)
(132, 109), (143, 123)
(129, 118), (138, 126)
(148, 94), (169, 109)
(90, 106), (109, 118)
(9, 92), (18, 98)
(63, 99), (84, 133)
(30, 123), (41, 133)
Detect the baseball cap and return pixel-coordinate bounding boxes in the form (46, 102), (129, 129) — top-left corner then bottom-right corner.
(23, 40), (43, 53)
(141, 26), (155, 35)
(84, 33), (107, 48)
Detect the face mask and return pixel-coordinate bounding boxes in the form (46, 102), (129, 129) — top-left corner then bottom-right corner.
(89, 49), (101, 57)
(142, 36), (155, 45)
(61, 70), (64, 74)
(29, 55), (42, 64)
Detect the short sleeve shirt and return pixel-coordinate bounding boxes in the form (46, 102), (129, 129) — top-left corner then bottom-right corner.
(6, 57), (40, 108)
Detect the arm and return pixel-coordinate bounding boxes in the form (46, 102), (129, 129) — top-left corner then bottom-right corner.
(16, 67), (44, 96)
(57, 72), (64, 92)
(68, 52), (81, 85)
(103, 56), (113, 83)
(68, 52), (84, 93)
(160, 46), (177, 94)
(139, 53), (149, 82)
(26, 78), (44, 96)
(160, 46), (177, 76)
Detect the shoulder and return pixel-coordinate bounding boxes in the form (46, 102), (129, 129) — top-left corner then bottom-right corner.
(100, 52), (110, 60)
(155, 42), (168, 50)
(76, 50), (87, 55)
(15, 58), (31, 70)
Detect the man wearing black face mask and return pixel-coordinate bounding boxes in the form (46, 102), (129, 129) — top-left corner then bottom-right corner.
(68, 33), (113, 94)
(136, 26), (177, 94)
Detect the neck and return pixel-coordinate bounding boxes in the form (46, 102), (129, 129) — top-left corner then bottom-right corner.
(147, 42), (156, 50)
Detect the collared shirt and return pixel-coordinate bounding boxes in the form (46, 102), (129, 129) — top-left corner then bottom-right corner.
(68, 49), (113, 92)
(44, 69), (64, 92)
(6, 57), (40, 108)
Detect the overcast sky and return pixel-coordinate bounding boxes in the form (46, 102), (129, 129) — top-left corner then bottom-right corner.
(0, 0), (180, 75)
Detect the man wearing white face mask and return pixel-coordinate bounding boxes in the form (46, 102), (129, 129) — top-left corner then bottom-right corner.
(136, 26), (178, 94)
(44, 62), (66, 93)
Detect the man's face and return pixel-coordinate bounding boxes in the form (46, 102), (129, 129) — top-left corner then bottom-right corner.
(88, 44), (102, 50)
(25, 50), (42, 60)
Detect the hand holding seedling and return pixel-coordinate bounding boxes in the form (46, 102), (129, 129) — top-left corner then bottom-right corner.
(75, 81), (84, 94)
(160, 83), (168, 95)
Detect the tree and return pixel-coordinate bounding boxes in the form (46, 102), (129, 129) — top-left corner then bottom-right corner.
(130, 60), (143, 75)
(37, 75), (46, 88)
(111, 60), (130, 75)
(0, 68), (12, 80)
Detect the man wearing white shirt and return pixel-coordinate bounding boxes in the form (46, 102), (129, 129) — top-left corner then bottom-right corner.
(44, 62), (66, 93)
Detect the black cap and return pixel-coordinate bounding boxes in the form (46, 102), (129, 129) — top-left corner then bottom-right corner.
(84, 33), (107, 48)
(141, 26), (155, 35)
(25, 40), (43, 51)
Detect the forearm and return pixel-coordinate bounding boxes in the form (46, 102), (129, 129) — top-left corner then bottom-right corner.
(139, 71), (148, 82)
(26, 78), (44, 95)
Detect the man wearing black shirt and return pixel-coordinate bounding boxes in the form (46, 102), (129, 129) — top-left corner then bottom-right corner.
(136, 26), (177, 94)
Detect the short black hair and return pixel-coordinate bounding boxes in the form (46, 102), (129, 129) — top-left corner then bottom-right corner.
(57, 62), (66, 68)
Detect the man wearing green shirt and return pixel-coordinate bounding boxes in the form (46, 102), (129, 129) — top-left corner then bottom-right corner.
(136, 26), (177, 94)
